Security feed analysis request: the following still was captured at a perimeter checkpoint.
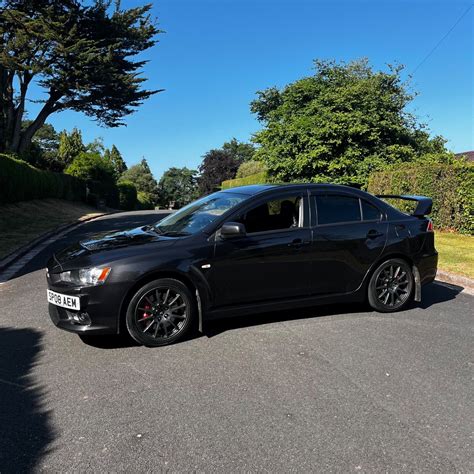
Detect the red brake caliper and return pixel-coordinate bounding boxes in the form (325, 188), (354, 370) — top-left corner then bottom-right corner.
(143, 304), (152, 319)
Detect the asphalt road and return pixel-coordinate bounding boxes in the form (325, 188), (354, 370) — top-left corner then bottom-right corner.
(0, 211), (472, 472)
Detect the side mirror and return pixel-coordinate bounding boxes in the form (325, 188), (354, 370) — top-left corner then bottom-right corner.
(220, 222), (246, 239)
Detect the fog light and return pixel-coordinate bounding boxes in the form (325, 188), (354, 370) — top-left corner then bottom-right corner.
(68, 311), (91, 326)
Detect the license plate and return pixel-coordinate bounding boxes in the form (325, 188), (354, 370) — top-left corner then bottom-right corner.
(47, 290), (80, 310)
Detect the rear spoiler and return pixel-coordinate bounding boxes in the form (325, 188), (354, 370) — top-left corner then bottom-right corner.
(376, 194), (432, 217)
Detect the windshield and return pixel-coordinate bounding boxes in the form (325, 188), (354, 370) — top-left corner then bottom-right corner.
(154, 191), (248, 235)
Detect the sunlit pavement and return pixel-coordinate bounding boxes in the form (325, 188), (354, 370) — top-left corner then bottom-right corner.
(0, 211), (472, 472)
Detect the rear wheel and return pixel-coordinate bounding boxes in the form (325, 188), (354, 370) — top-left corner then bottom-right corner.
(126, 278), (196, 347)
(368, 259), (414, 312)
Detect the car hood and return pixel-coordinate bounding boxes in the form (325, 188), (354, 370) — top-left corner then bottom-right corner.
(51, 226), (177, 271)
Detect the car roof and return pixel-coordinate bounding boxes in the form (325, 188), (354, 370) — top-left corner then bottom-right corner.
(221, 183), (364, 196)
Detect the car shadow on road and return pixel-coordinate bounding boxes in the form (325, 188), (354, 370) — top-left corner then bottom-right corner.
(0, 327), (55, 472)
(418, 281), (464, 309)
(77, 282), (465, 348)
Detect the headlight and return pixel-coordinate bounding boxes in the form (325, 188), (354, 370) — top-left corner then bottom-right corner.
(58, 267), (111, 286)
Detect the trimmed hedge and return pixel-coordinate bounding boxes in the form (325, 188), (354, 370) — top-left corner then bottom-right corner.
(368, 163), (474, 234)
(0, 153), (86, 204)
(221, 171), (268, 189)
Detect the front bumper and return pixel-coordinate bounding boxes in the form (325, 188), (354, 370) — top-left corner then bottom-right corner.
(46, 278), (128, 335)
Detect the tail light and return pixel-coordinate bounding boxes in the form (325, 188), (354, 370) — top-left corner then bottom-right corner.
(426, 219), (434, 232)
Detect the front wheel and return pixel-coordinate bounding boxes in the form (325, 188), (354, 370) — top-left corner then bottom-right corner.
(125, 278), (196, 347)
(368, 259), (414, 312)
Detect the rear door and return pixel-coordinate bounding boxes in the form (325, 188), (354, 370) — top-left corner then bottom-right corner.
(309, 192), (388, 295)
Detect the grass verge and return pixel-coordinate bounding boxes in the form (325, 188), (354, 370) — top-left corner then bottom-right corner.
(435, 231), (474, 279)
(0, 199), (102, 260)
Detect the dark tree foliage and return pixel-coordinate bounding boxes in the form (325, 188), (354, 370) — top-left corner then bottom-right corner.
(0, 0), (161, 154)
(157, 167), (198, 208)
(222, 138), (255, 162)
(198, 149), (241, 195)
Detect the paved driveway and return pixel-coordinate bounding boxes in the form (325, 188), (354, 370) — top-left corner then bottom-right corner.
(0, 211), (472, 472)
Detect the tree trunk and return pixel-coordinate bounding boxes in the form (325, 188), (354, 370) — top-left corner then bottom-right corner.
(10, 73), (31, 151)
(17, 92), (61, 154)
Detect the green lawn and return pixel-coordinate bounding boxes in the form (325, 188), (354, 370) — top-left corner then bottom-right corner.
(435, 231), (474, 279)
(0, 199), (101, 260)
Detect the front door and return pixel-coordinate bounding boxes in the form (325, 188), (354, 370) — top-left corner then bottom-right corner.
(208, 192), (312, 307)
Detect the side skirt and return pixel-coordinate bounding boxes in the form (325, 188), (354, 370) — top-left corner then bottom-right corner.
(204, 289), (366, 321)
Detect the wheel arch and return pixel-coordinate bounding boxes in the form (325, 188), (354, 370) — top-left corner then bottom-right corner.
(362, 253), (421, 302)
(118, 270), (205, 334)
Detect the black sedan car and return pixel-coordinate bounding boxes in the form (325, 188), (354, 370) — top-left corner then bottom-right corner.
(46, 184), (437, 346)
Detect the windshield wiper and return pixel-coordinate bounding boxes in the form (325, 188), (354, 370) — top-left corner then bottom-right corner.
(159, 231), (191, 237)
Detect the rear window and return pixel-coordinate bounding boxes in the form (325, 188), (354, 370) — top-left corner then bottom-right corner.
(316, 195), (361, 225)
(361, 200), (382, 221)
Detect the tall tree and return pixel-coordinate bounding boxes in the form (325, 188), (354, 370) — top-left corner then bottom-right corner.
(104, 145), (127, 178)
(198, 149), (241, 194)
(158, 167), (198, 208)
(57, 128), (86, 168)
(251, 59), (446, 186)
(20, 121), (62, 170)
(120, 158), (158, 202)
(0, 0), (161, 154)
(222, 138), (255, 162)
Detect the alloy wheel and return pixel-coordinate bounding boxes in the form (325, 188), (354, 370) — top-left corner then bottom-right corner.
(375, 264), (410, 308)
(135, 287), (187, 340)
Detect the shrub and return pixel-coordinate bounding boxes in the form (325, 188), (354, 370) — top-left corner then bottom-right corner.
(368, 162), (474, 234)
(0, 153), (86, 204)
(236, 160), (266, 179)
(136, 191), (155, 210)
(117, 180), (137, 210)
(65, 152), (116, 183)
(221, 171), (268, 189)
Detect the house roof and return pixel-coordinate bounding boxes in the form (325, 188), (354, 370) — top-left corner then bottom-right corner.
(455, 151), (474, 162)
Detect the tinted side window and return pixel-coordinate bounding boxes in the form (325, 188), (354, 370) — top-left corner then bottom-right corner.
(239, 196), (303, 233)
(361, 200), (382, 221)
(316, 195), (361, 225)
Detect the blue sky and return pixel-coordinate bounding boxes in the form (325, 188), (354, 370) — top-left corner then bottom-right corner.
(32, 0), (473, 179)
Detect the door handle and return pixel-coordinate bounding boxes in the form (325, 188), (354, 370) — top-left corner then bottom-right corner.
(287, 238), (310, 248)
(366, 229), (384, 239)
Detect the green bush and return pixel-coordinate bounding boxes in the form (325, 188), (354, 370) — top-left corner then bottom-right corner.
(221, 171), (268, 190)
(0, 153), (86, 204)
(236, 160), (266, 179)
(368, 163), (474, 234)
(136, 191), (155, 210)
(117, 180), (137, 210)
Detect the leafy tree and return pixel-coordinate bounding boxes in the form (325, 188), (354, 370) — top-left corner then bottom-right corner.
(120, 158), (158, 202)
(104, 145), (127, 178)
(0, 0), (161, 154)
(158, 167), (198, 208)
(198, 149), (241, 194)
(58, 128), (86, 168)
(222, 138), (255, 162)
(236, 160), (266, 178)
(65, 151), (115, 183)
(20, 121), (62, 171)
(251, 59), (446, 186)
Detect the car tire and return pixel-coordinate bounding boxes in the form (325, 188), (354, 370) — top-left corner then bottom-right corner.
(125, 278), (196, 347)
(368, 258), (414, 313)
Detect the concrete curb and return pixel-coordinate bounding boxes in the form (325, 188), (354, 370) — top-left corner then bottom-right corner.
(0, 211), (116, 273)
(436, 269), (474, 294)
